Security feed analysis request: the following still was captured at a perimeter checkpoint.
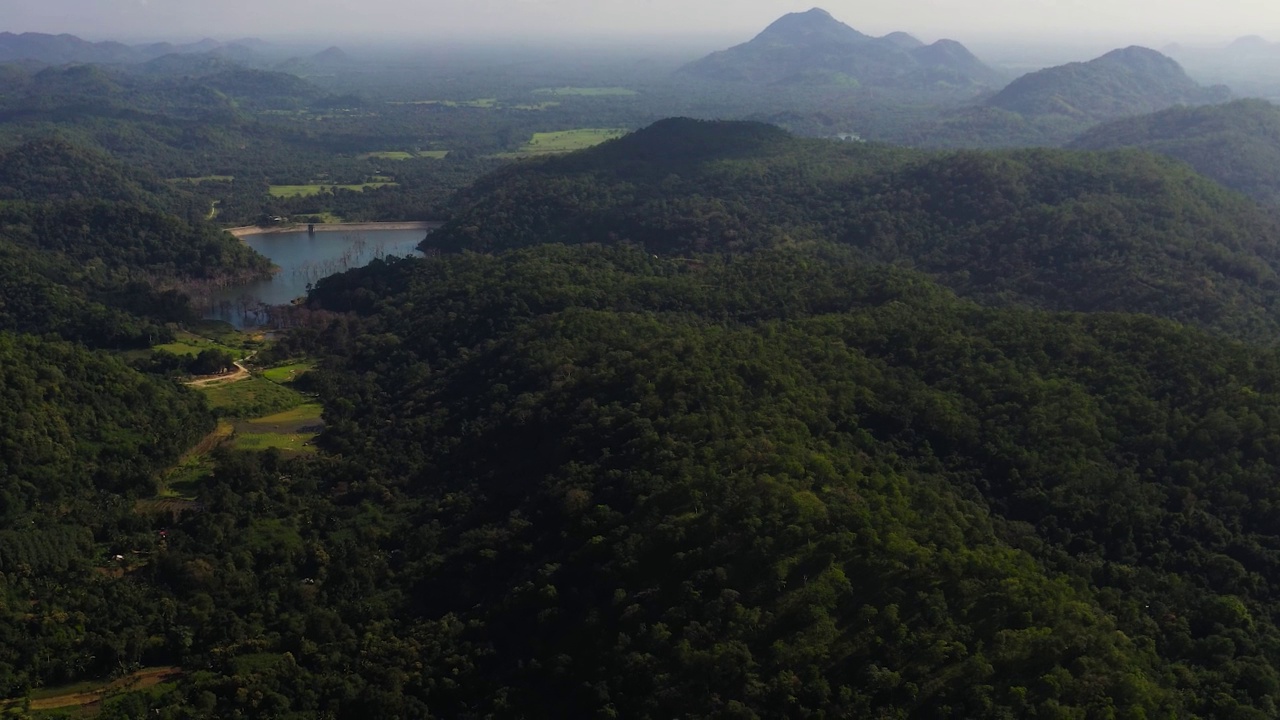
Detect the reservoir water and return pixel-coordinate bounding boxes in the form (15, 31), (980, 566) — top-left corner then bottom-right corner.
(203, 226), (436, 327)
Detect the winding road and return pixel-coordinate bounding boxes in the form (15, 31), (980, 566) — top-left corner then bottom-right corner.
(185, 353), (255, 388)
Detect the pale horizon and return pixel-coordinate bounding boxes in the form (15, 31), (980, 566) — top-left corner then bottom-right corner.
(4, 1), (1280, 51)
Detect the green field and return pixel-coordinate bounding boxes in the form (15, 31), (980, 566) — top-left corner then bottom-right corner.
(269, 182), (397, 198)
(262, 362), (315, 384)
(199, 375), (304, 417)
(507, 128), (627, 156)
(233, 403), (323, 453)
(533, 87), (638, 97)
(232, 430), (318, 452)
(249, 403), (323, 424)
(155, 329), (243, 357)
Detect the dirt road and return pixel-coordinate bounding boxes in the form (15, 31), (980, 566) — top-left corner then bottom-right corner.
(185, 353), (255, 388)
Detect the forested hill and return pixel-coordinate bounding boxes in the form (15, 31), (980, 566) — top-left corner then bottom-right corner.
(198, 241), (1280, 717)
(0, 136), (269, 345)
(431, 117), (1280, 340)
(1070, 99), (1280, 205)
(0, 137), (196, 216)
(985, 46), (1230, 121)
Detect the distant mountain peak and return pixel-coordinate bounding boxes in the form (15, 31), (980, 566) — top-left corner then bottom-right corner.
(881, 31), (924, 49)
(1231, 35), (1273, 49)
(680, 8), (1000, 89)
(312, 46), (350, 64)
(1100, 45), (1177, 64)
(755, 6), (868, 45)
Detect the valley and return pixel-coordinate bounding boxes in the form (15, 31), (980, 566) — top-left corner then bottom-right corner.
(10, 5), (1280, 718)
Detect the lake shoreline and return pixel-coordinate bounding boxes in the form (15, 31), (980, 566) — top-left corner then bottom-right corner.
(204, 226), (438, 327)
(226, 221), (443, 238)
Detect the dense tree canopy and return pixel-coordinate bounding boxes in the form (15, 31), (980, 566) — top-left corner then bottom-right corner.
(1071, 98), (1280, 205)
(433, 118), (1280, 339)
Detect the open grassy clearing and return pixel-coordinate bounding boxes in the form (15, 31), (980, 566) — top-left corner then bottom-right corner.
(262, 361), (315, 384)
(500, 128), (628, 157)
(249, 402), (323, 425)
(232, 402), (323, 454)
(156, 321), (259, 358)
(233, 429), (319, 453)
(533, 86), (638, 96)
(269, 183), (397, 198)
(198, 375), (305, 417)
(155, 330), (242, 358)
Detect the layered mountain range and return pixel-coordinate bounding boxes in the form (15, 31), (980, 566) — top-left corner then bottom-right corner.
(0, 32), (349, 72)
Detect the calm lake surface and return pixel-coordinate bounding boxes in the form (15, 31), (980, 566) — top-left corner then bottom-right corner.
(205, 227), (434, 326)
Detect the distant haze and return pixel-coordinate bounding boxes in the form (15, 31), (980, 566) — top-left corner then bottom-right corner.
(4, 0), (1278, 47)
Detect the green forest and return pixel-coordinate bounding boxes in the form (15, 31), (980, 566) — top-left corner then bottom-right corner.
(13, 21), (1280, 717)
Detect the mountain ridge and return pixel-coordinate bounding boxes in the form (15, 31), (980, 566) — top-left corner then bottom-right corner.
(678, 7), (1003, 88)
(0, 31), (247, 65)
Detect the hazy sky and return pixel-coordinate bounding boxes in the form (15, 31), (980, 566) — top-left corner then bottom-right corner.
(4, 0), (1279, 45)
